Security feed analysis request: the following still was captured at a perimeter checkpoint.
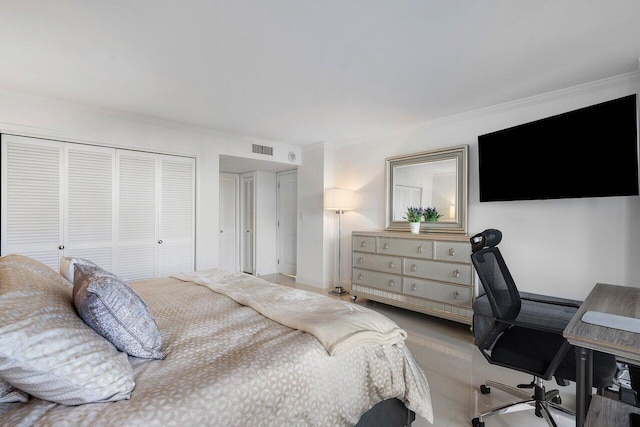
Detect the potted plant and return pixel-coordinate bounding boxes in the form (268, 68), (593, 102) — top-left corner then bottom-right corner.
(423, 207), (442, 222)
(403, 206), (424, 234)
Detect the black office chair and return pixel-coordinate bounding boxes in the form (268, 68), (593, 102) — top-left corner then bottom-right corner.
(470, 229), (617, 427)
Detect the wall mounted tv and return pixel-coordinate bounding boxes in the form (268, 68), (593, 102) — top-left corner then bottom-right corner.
(478, 94), (639, 202)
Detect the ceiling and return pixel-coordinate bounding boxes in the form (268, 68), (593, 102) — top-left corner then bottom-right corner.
(1, 1), (640, 146)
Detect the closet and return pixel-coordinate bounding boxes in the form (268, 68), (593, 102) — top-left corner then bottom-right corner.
(1, 134), (195, 281)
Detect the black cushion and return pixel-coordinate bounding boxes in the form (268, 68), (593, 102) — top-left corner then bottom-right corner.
(491, 326), (617, 388)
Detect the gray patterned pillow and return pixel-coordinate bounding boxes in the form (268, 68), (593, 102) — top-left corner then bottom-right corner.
(73, 264), (165, 360)
(0, 378), (29, 403)
(0, 257), (135, 405)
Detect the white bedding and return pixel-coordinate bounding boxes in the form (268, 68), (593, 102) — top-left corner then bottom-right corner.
(1, 275), (434, 426)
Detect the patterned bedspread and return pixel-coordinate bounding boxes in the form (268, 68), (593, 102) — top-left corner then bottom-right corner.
(1, 277), (433, 426)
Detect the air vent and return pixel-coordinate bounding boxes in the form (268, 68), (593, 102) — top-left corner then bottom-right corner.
(252, 144), (273, 156)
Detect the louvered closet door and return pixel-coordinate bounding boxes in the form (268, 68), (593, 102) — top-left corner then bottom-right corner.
(1, 135), (64, 269)
(64, 144), (116, 271)
(158, 155), (195, 277)
(117, 150), (158, 281)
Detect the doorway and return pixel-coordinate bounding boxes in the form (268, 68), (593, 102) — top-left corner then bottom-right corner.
(240, 172), (255, 275)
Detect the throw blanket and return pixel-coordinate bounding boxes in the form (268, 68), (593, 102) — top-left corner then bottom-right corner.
(171, 269), (408, 356)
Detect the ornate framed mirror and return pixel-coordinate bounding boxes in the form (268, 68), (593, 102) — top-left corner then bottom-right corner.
(385, 145), (468, 234)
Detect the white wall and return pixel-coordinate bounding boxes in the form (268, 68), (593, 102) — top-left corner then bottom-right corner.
(0, 87), (301, 271)
(333, 70), (640, 300)
(296, 142), (327, 287)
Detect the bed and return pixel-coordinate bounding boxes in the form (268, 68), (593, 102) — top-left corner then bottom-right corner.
(0, 254), (433, 426)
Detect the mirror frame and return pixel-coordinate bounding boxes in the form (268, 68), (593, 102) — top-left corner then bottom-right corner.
(385, 145), (468, 234)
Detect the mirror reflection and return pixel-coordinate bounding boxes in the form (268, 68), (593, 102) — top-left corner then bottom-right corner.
(392, 158), (457, 222)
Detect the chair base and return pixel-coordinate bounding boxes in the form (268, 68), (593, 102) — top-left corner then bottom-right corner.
(472, 377), (574, 427)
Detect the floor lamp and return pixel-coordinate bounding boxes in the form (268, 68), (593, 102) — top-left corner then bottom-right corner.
(324, 188), (354, 296)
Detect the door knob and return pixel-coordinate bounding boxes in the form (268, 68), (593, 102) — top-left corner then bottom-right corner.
(158, 240), (163, 244)
(58, 245), (65, 250)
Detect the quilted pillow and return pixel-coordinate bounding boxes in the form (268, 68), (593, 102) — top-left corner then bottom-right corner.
(0, 256), (135, 405)
(59, 256), (98, 283)
(73, 264), (165, 360)
(0, 379), (29, 403)
(3, 253), (73, 289)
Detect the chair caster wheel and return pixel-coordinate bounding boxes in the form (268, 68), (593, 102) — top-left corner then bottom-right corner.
(480, 384), (491, 394)
(472, 417), (485, 427)
(551, 396), (562, 404)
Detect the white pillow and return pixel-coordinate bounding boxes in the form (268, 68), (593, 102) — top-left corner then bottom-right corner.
(0, 255), (135, 405)
(59, 256), (98, 283)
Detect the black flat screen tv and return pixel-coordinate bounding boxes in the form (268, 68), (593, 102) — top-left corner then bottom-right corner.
(478, 94), (639, 202)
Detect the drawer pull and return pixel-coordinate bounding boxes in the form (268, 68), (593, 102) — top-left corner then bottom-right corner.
(453, 291), (460, 299)
(383, 243), (389, 250)
(410, 264), (417, 272)
(388, 261), (395, 269)
(387, 280), (395, 287)
(411, 283), (417, 291)
(358, 274), (363, 280)
(453, 269), (460, 278)
(357, 257), (363, 264)
(449, 248), (455, 256)
(417, 245), (424, 253)
(360, 241), (367, 248)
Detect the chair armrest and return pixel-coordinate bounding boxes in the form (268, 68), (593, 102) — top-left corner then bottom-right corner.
(495, 317), (566, 335)
(519, 291), (582, 309)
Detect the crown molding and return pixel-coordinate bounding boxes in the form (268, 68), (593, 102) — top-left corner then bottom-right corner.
(330, 67), (640, 148)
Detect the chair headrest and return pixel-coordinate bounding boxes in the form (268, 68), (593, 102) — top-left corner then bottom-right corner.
(470, 229), (502, 253)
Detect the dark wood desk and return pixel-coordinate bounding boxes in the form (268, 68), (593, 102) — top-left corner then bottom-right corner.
(564, 283), (640, 427)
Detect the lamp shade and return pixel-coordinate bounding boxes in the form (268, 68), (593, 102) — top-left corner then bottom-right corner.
(324, 188), (355, 211)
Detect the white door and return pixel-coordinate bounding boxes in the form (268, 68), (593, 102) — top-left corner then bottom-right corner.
(64, 143), (116, 271)
(277, 170), (297, 276)
(240, 173), (255, 275)
(1, 135), (64, 270)
(158, 155), (195, 277)
(219, 173), (239, 271)
(116, 150), (158, 281)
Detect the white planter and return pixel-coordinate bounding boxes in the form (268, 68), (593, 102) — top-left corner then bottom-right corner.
(409, 222), (421, 234)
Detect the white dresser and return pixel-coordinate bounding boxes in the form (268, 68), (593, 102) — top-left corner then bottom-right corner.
(351, 231), (475, 325)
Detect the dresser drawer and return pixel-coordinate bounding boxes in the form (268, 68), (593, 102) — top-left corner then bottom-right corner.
(403, 259), (472, 285)
(402, 277), (472, 307)
(353, 268), (402, 293)
(352, 235), (376, 253)
(353, 253), (402, 274)
(377, 237), (433, 259)
(433, 241), (471, 264)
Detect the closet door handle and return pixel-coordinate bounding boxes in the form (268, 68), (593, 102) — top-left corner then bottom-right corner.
(58, 245), (65, 250)
(158, 240), (163, 244)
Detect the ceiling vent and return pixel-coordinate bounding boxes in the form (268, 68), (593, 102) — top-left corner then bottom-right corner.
(252, 144), (273, 156)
